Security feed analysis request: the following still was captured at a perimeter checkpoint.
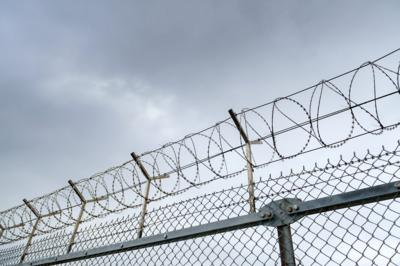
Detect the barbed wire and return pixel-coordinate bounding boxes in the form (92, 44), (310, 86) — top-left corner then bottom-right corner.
(1, 140), (399, 265)
(0, 48), (400, 247)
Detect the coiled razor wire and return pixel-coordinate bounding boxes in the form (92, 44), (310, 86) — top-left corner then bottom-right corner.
(1, 140), (399, 265)
(0, 48), (400, 247)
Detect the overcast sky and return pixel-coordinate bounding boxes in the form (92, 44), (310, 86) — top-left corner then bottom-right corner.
(0, 1), (399, 210)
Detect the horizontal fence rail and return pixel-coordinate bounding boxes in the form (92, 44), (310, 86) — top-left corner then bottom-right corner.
(1, 48), (400, 265)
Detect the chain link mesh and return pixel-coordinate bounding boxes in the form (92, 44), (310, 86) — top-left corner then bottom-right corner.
(0, 142), (398, 265)
(1, 48), (400, 265)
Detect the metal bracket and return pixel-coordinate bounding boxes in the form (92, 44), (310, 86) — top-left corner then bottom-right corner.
(259, 198), (302, 266)
(259, 198), (303, 227)
(150, 174), (169, 181)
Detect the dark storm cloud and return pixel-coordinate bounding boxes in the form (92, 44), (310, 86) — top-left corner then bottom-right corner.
(0, 0), (399, 209)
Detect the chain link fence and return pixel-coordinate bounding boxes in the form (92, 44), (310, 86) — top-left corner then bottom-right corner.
(0, 141), (399, 265)
(1, 48), (400, 265)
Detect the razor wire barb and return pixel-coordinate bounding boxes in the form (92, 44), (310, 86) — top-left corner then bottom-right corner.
(4, 138), (400, 265)
(0, 47), (400, 265)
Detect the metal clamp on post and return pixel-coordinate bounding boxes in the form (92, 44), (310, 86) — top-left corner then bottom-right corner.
(260, 198), (303, 266)
(229, 109), (262, 213)
(259, 198), (303, 227)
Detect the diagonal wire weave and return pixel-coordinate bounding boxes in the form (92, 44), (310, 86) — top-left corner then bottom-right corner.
(0, 48), (400, 265)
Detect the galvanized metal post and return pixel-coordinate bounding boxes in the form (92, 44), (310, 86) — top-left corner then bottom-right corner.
(277, 225), (296, 266)
(137, 179), (151, 239)
(20, 199), (41, 263)
(131, 152), (169, 239)
(229, 109), (256, 213)
(67, 202), (86, 253)
(0, 224), (4, 240)
(66, 180), (87, 253)
(131, 152), (152, 239)
(245, 142), (256, 213)
(20, 218), (40, 263)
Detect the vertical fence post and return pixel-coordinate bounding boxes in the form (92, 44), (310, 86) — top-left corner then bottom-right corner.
(131, 152), (170, 239)
(20, 199), (41, 263)
(229, 109), (256, 213)
(0, 224), (4, 240)
(277, 224), (296, 266)
(131, 152), (152, 239)
(67, 180), (87, 253)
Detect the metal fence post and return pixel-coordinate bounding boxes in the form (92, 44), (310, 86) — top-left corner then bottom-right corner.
(277, 225), (296, 266)
(20, 199), (41, 263)
(13, 181), (400, 266)
(131, 152), (168, 239)
(244, 141), (256, 212)
(65, 180), (108, 253)
(229, 109), (257, 213)
(138, 180), (151, 239)
(131, 152), (153, 239)
(19, 200), (61, 263)
(0, 224), (4, 240)
(66, 180), (87, 253)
